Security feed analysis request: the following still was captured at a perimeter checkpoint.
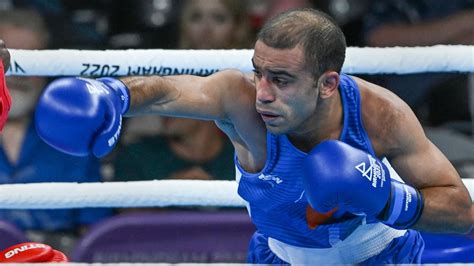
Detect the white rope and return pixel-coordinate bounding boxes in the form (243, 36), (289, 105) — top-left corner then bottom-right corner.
(6, 45), (474, 77)
(0, 180), (244, 209)
(0, 179), (472, 209)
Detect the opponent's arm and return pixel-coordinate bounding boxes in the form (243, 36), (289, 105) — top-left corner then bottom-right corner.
(0, 39), (11, 131)
(0, 39), (10, 72)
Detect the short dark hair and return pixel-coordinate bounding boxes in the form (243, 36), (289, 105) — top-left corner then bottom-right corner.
(257, 8), (346, 77)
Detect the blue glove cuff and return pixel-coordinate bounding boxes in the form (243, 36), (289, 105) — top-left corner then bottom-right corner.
(384, 180), (424, 229)
(97, 77), (130, 114)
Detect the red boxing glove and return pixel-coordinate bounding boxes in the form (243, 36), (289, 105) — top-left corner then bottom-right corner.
(0, 61), (12, 131)
(0, 242), (69, 263)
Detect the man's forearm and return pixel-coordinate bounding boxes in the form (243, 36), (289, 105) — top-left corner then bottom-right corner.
(121, 76), (178, 116)
(413, 186), (473, 233)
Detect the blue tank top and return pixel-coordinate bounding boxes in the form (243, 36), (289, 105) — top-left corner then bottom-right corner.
(235, 74), (377, 248)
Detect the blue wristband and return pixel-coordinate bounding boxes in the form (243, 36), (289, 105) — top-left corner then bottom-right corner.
(383, 180), (424, 229)
(97, 77), (130, 114)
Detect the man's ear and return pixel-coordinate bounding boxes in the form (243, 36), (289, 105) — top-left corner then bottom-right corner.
(317, 71), (339, 99)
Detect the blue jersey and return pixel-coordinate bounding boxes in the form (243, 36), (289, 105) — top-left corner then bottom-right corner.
(236, 74), (387, 248)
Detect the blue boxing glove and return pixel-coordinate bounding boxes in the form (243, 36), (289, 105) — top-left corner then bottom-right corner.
(303, 140), (424, 229)
(35, 77), (130, 157)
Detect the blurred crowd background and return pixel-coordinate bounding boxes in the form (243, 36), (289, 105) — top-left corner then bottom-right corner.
(0, 0), (473, 262)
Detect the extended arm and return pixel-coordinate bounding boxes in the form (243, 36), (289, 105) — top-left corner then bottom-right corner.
(0, 39), (10, 72)
(0, 39), (11, 131)
(34, 71), (237, 156)
(121, 71), (241, 120)
(120, 72), (267, 171)
(34, 70), (264, 162)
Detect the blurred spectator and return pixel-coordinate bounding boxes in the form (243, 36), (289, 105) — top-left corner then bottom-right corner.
(364, 0), (474, 47)
(363, 0), (473, 130)
(248, 0), (370, 46)
(179, 0), (253, 49)
(0, 0), (110, 48)
(248, 0), (313, 34)
(0, 8), (112, 254)
(108, 0), (181, 48)
(265, 0), (312, 19)
(317, 0), (371, 46)
(114, 117), (235, 181)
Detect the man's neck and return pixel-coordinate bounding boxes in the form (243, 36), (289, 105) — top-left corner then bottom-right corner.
(288, 90), (343, 152)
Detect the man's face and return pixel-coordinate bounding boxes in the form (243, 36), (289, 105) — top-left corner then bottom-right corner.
(0, 26), (46, 119)
(252, 40), (319, 135)
(182, 0), (236, 49)
(6, 76), (44, 119)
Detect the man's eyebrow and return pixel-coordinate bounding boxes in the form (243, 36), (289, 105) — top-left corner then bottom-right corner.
(251, 59), (296, 78)
(268, 69), (296, 78)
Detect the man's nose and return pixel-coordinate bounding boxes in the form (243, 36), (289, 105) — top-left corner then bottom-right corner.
(256, 76), (275, 103)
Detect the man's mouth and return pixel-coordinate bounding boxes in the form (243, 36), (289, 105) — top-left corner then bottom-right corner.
(258, 111), (279, 122)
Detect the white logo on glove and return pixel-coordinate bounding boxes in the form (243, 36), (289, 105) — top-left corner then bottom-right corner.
(78, 78), (110, 96)
(86, 83), (110, 95)
(355, 155), (386, 188)
(107, 117), (122, 147)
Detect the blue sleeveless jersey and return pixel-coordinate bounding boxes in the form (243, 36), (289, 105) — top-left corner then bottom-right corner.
(235, 74), (377, 248)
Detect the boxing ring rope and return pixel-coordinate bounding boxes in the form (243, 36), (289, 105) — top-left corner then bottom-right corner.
(0, 180), (245, 209)
(6, 45), (474, 76)
(1, 45), (473, 210)
(0, 179), (473, 209)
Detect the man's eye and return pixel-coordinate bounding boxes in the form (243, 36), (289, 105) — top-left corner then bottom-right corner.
(274, 77), (288, 85)
(252, 69), (262, 78)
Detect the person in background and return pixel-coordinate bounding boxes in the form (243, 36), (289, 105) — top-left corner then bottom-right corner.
(113, 0), (253, 184)
(114, 117), (235, 181)
(0, 8), (112, 255)
(363, 0), (473, 129)
(178, 0), (252, 49)
(247, 0), (313, 37)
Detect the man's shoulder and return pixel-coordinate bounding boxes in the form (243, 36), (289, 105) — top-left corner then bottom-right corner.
(355, 77), (418, 155)
(354, 76), (410, 119)
(212, 69), (251, 83)
(207, 69), (255, 98)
